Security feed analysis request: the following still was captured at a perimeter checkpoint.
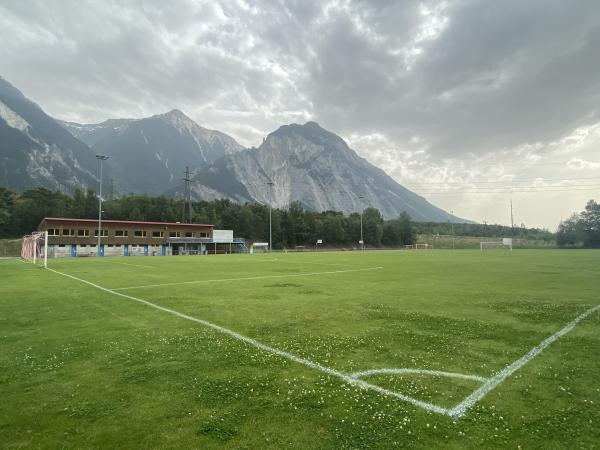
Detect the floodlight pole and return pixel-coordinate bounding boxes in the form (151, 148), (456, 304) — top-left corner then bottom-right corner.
(43, 230), (48, 268)
(358, 195), (365, 251)
(267, 181), (274, 252)
(96, 154), (110, 256)
(450, 210), (455, 250)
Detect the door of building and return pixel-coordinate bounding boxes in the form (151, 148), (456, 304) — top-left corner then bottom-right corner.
(124, 244), (129, 256)
(71, 244), (77, 257)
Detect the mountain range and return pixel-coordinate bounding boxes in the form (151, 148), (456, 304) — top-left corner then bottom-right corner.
(59, 110), (243, 195)
(0, 76), (465, 222)
(0, 77), (98, 191)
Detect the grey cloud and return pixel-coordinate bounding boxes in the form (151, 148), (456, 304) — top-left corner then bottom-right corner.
(306, 0), (600, 157)
(0, 0), (598, 228)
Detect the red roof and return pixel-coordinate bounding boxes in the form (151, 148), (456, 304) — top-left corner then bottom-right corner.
(41, 217), (213, 228)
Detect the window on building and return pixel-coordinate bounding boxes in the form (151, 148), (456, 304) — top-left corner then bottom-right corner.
(169, 231), (181, 238)
(47, 228), (60, 236)
(63, 229), (76, 236)
(94, 229), (108, 237)
(152, 231), (164, 238)
(185, 232), (193, 237)
(80, 244), (87, 248)
(134, 230), (146, 237)
(195, 232), (208, 238)
(77, 229), (89, 237)
(58, 244), (65, 248)
(115, 230), (128, 237)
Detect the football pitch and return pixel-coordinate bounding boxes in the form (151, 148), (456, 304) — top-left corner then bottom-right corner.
(1, 250), (598, 448)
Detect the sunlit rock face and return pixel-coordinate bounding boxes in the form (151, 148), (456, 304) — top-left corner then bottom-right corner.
(185, 121), (463, 222)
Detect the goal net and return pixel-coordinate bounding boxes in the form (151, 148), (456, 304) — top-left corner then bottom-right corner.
(21, 231), (48, 268)
(405, 244), (433, 250)
(250, 242), (269, 254)
(415, 243), (433, 250)
(480, 238), (512, 251)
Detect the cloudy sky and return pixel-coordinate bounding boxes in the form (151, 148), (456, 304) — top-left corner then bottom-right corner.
(1, 0), (599, 229)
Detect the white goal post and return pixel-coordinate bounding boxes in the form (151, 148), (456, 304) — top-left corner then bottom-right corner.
(21, 231), (48, 268)
(480, 238), (512, 251)
(250, 242), (269, 254)
(405, 244), (434, 250)
(415, 243), (434, 250)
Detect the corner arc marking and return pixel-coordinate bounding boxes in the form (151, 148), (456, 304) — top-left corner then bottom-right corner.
(350, 368), (488, 383)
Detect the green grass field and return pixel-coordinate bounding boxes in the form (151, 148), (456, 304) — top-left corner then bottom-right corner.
(1, 250), (598, 449)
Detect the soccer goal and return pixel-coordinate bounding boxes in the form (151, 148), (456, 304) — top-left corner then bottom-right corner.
(405, 244), (433, 250)
(21, 231), (48, 268)
(415, 243), (434, 250)
(250, 242), (269, 254)
(480, 238), (512, 251)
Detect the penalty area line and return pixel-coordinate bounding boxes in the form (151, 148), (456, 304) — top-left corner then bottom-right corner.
(102, 260), (156, 269)
(110, 266), (384, 291)
(46, 267), (450, 417)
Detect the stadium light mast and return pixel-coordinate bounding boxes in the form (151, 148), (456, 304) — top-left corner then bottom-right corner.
(96, 154), (110, 256)
(450, 210), (455, 250)
(358, 195), (365, 251)
(267, 181), (274, 252)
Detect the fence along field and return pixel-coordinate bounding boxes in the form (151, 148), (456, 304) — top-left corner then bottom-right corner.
(1, 250), (598, 448)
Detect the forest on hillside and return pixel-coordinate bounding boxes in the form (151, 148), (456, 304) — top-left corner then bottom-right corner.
(556, 200), (600, 248)
(0, 187), (557, 248)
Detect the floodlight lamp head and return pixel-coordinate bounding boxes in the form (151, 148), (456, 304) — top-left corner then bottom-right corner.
(96, 154), (110, 160)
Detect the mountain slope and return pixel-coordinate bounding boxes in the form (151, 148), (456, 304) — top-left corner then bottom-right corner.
(185, 121), (465, 222)
(59, 110), (244, 195)
(0, 77), (97, 191)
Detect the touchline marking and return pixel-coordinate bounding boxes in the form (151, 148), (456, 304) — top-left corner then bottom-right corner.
(278, 259), (359, 268)
(110, 266), (384, 291)
(448, 303), (600, 419)
(350, 368), (488, 383)
(46, 267), (449, 416)
(103, 261), (155, 269)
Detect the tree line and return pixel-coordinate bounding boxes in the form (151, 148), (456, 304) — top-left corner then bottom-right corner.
(556, 200), (600, 248)
(412, 221), (554, 242)
(1, 187), (566, 248)
(0, 187), (416, 248)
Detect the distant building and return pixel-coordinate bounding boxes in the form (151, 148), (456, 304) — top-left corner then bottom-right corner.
(37, 217), (245, 257)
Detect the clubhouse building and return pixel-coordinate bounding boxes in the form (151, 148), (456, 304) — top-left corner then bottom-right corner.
(37, 217), (243, 257)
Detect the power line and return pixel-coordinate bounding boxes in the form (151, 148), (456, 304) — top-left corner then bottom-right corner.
(406, 176), (600, 186)
(414, 183), (600, 191)
(420, 187), (600, 195)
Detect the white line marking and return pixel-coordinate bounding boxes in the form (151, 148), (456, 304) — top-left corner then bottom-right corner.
(46, 267), (449, 416)
(42, 267), (600, 419)
(278, 259), (358, 268)
(110, 266), (384, 291)
(103, 261), (155, 269)
(449, 303), (600, 418)
(350, 368), (488, 383)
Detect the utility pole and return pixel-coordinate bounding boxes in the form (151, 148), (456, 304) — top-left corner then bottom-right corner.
(267, 181), (274, 252)
(450, 210), (455, 250)
(96, 154), (110, 256)
(109, 178), (115, 200)
(182, 166), (192, 223)
(358, 195), (365, 251)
